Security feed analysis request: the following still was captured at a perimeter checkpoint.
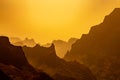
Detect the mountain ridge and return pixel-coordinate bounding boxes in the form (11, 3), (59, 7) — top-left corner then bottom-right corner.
(64, 8), (120, 80)
(23, 43), (96, 80)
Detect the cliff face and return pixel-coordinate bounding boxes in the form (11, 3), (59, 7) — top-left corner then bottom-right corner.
(64, 8), (120, 80)
(23, 44), (96, 80)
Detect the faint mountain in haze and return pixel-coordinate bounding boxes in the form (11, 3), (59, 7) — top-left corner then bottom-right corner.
(43, 38), (78, 58)
(23, 44), (96, 80)
(9, 37), (22, 43)
(64, 8), (120, 80)
(10, 37), (77, 58)
(53, 38), (78, 58)
(0, 36), (53, 80)
(10, 37), (36, 47)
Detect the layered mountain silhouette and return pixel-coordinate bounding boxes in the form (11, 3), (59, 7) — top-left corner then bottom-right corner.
(0, 36), (53, 80)
(10, 37), (77, 58)
(43, 38), (78, 58)
(64, 8), (120, 80)
(10, 37), (76, 58)
(23, 44), (96, 80)
(10, 37), (36, 47)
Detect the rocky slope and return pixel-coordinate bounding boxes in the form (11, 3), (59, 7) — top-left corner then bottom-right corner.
(64, 8), (120, 80)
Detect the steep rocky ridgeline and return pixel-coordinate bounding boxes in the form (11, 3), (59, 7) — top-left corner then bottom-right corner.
(64, 8), (120, 80)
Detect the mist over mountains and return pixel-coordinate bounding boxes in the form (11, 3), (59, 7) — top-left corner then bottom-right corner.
(10, 37), (78, 58)
(0, 7), (120, 80)
(10, 37), (36, 47)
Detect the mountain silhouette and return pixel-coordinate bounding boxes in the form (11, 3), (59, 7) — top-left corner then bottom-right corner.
(64, 8), (120, 80)
(10, 37), (77, 58)
(23, 43), (96, 80)
(0, 36), (34, 71)
(0, 36), (53, 80)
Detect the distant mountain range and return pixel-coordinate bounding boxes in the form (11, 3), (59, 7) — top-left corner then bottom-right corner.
(10, 37), (36, 47)
(10, 37), (78, 58)
(64, 8), (120, 80)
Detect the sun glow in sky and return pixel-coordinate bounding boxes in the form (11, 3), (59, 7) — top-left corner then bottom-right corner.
(0, 0), (120, 44)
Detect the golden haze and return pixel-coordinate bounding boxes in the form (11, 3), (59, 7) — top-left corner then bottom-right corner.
(0, 0), (120, 44)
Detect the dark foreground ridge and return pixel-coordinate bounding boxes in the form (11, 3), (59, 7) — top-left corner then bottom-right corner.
(0, 36), (53, 80)
(64, 8), (120, 80)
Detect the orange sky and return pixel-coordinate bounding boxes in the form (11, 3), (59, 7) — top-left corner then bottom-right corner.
(0, 0), (120, 44)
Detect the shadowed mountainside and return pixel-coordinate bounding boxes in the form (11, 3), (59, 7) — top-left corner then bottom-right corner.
(23, 44), (96, 80)
(0, 36), (34, 71)
(64, 8), (120, 80)
(0, 36), (53, 80)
